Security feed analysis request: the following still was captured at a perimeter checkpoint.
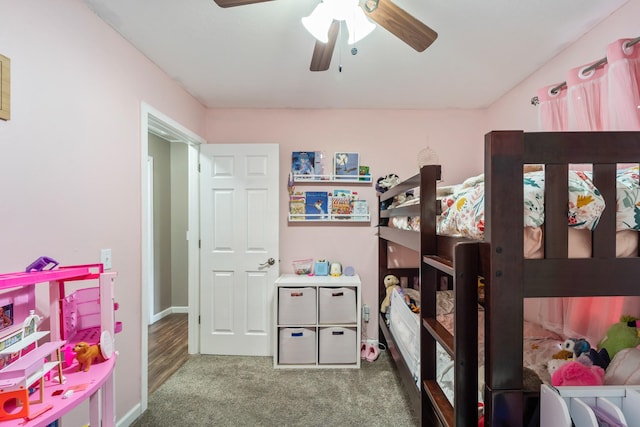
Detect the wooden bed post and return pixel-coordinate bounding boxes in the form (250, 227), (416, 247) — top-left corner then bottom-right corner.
(483, 131), (525, 426)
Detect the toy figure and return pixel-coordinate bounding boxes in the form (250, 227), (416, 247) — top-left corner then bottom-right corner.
(0, 307), (11, 329)
(73, 342), (104, 372)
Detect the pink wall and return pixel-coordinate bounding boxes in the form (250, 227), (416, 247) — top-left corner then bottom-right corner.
(0, 0), (206, 423)
(205, 109), (486, 337)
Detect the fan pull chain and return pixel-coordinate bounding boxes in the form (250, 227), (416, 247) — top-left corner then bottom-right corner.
(338, 22), (344, 72)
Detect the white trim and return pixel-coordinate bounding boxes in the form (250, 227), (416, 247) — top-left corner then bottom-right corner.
(147, 156), (155, 325)
(140, 102), (205, 415)
(150, 306), (190, 324)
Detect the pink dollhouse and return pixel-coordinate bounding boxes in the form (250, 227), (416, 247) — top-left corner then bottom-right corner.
(0, 264), (119, 426)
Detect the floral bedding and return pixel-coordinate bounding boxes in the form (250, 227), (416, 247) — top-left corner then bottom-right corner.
(437, 166), (640, 240)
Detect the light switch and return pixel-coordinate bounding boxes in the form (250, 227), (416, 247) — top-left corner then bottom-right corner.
(101, 248), (112, 270)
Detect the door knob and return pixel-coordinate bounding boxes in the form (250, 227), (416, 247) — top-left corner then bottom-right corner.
(260, 258), (275, 267)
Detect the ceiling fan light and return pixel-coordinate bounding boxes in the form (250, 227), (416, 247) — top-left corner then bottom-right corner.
(345, 7), (375, 44)
(302, 3), (334, 43)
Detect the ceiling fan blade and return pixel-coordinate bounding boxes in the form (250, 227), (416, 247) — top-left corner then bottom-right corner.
(364, 0), (437, 52)
(309, 20), (340, 72)
(213, 0), (274, 7)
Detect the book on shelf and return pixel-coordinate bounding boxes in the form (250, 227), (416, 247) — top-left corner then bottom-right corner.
(292, 151), (325, 180)
(359, 165), (370, 181)
(332, 189), (351, 198)
(352, 200), (369, 220)
(334, 152), (359, 179)
(331, 193), (352, 219)
(305, 191), (329, 220)
(289, 194), (306, 220)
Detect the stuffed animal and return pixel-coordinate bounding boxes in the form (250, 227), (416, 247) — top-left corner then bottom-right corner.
(604, 346), (640, 385)
(380, 274), (400, 314)
(562, 338), (610, 370)
(397, 287), (420, 313)
(551, 355), (604, 387)
(598, 315), (640, 359)
(375, 174), (400, 194)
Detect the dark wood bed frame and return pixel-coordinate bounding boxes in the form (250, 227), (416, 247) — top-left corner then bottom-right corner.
(378, 130), (640, 426)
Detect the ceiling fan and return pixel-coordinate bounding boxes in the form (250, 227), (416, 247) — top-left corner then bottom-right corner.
(212, 0), (438, 72)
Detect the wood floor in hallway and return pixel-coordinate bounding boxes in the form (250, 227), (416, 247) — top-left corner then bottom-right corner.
(148, 313), (189, 395)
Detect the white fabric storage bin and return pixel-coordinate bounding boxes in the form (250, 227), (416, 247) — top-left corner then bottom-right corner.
(318, 327), (357, 364)
(318, 287), (356, 324)
(278, 287), (316, 325)
(278, 327), (316, 364)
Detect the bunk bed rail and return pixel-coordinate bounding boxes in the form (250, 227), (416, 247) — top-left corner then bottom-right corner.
(484, 130), (640, 426)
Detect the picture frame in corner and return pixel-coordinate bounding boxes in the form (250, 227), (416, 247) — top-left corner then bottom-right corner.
(334, 152), (359, 179)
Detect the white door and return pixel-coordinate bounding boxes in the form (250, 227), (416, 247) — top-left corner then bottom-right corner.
(199, 143), (279, 356)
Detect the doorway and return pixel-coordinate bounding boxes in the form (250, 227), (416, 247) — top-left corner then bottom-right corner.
(140, 103), (204, 413)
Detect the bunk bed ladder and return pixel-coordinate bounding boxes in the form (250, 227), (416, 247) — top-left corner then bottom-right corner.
(421, 242), (480, 426)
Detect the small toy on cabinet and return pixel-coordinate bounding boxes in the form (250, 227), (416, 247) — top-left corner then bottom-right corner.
(330, 262), (342, 277)
(314, 260), (329, 276)
(73, 342), (104, 372)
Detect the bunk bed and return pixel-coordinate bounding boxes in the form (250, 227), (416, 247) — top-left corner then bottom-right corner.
(378, 130), (640, 426)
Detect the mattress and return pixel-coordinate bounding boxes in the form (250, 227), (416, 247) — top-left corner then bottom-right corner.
(389, 166), (640, 253)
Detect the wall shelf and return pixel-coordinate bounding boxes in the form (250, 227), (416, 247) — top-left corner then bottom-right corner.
(293, 175), (372, 184)
(288, 213), (371, 223)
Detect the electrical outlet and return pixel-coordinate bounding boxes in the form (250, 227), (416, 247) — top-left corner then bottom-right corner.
(363, 304), (370, 322)
(100, 248), (112, 270)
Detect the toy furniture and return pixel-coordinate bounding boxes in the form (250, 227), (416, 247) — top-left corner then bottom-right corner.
(378, 131), (640, 426)
(0, 264), (118, 426)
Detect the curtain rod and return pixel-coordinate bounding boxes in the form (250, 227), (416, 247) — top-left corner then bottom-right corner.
(530, 36), (640, 106)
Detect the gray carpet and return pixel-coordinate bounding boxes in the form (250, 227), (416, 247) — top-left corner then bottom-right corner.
(132, 350), (419, 427)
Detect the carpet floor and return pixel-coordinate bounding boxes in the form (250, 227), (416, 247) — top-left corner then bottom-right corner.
(132, 349), (419, 426)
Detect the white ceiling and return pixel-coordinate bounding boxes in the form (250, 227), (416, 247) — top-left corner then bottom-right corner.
(81, 0), (628, 109)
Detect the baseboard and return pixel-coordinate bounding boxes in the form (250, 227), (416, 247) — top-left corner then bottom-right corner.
(117, 403), (142, 426)
(150, 305), (188, 324)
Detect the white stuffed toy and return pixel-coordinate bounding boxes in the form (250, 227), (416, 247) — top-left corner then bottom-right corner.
(604, 346), (640, 385)
(380, 274), (400, 314)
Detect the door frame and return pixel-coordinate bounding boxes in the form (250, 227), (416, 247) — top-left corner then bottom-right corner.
(140, 102), (205, 412)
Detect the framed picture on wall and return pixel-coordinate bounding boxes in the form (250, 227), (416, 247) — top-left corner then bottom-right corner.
(334, 152), (359, 179)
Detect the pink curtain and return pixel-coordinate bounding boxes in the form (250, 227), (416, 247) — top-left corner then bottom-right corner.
(608, 38), (640, 130)
(567, 61), (609, 131)
(537, 83), (568, 131)
(533, 37), (640, 346)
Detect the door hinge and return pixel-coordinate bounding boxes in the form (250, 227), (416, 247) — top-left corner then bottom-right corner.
(199, 239), (201, 249)
(198, 315), (201, 324)
(198, 163), (201, 173)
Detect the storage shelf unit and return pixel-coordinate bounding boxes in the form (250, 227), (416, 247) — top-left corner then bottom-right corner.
(274, 274), (361, 369)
